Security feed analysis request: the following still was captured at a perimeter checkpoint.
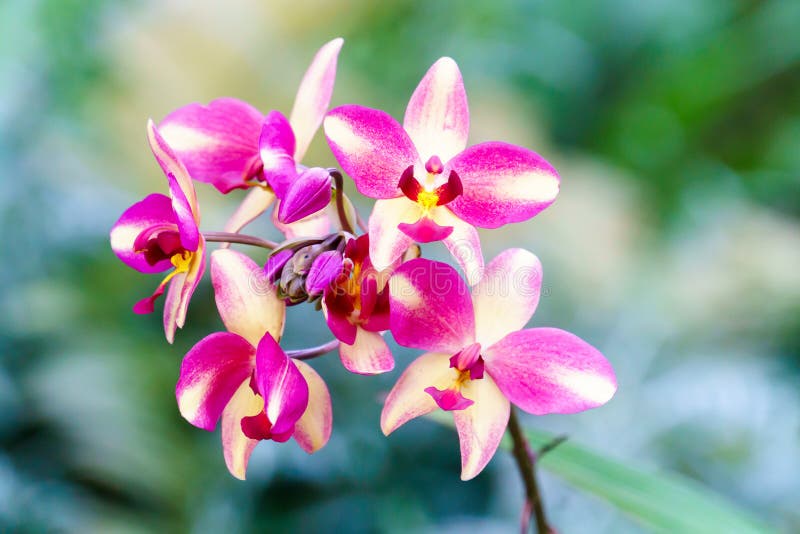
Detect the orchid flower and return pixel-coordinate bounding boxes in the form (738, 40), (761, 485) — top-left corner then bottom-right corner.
(158, 38), (344, 237)
(110, 120), (206, 343)
(176, 249), (332, 479)
(324, 58), (560, 284)
(315, 235), (395, 375)
(381, 250), (616, 479)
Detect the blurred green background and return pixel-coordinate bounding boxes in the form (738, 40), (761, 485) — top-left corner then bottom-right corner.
(1, 0), (799, 532)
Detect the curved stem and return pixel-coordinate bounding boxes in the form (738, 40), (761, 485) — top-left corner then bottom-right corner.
(508, 407), (550, 534)
(328, 169), (355, 234)
(286, 339), (340, 360)
(203, 232), (279, 250)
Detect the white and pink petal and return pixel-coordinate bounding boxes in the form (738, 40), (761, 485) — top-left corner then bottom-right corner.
(368, 197), (420, 272)
(221, 378), (264, 480)
(158, 98), (265, 194)
(453, 374), (510, 480)
(483, 328), (617, 415)
(388, 258), (475, 353)
(292, 360), (333, 453)
(472, 248), (542, 347)
(175, 332), (256, 432)
(403, 57), (469, 163)
(447, 142), (559, 229)
(324, 105), (419, 199)
(380, 352), (455, 435)
(147, 119), (199, 216)
(163, 239), (206, 343)
(290, 38), (344, 162)
(338, 328), (394, 375)
(221, 186), (277, 240)
(211, 249), (286, 347)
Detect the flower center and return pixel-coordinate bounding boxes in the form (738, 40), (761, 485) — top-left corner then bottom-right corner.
(397, 156), (464, 217)
(425, 343), (484, 411)
(416, 190), (440, 214)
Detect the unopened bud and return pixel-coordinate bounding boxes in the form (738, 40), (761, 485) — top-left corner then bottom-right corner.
(278, 167), (333, 224)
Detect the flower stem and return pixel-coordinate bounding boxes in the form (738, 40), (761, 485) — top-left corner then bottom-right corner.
(328, 169), (355, 234)
(203, 232), (279, 250)
(508, 407), (551, 534)
(286, 339), (339, 360)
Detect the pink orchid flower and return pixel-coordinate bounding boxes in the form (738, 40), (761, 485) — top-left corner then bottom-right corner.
(158, 38), (344, 237)
(324, 58), (560, 284)
(176, 249), (332, 479)
(319, 235), (395, 375)
(110, 120), (206, 343)
(381, 250), (616, 480)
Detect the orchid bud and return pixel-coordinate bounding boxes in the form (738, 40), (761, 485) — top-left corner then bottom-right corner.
(264, 249), (293, 282)
(278, 167), (333, 224)
(274, 233), (348, 304)
(306, 250), (345, 297)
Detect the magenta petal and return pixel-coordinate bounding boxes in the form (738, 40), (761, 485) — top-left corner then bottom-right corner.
(324, 105), (419, 199)
(447, 141), (560, 228)
(159, 98), (264, 193)
(483, 328), (617, 415)
(403, 57), (469, 163)
(259, 110), (298, 198)
(398, 216), (454, 243)
(166, 171), (200, 251)
(306, 250), (344, 297)
(133, 280), (168, 314)
(240, 411), (273, 440)
(388, 258), (475, 353)
(289, 37), (344, 162)
(176, 332), (256, 431)
(358, 276), (378, 321)
(110, 193), (176, 273)
(324, 302), (358, 345)
(264, 249), (293, 282)
(278, 167), (332, 224)
(147, 120), (199, 216)
(254, 333), (309, 436)
(425, 386), (474, 411)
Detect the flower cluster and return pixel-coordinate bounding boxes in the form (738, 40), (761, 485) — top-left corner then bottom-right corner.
(111, 38), (617, 481)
